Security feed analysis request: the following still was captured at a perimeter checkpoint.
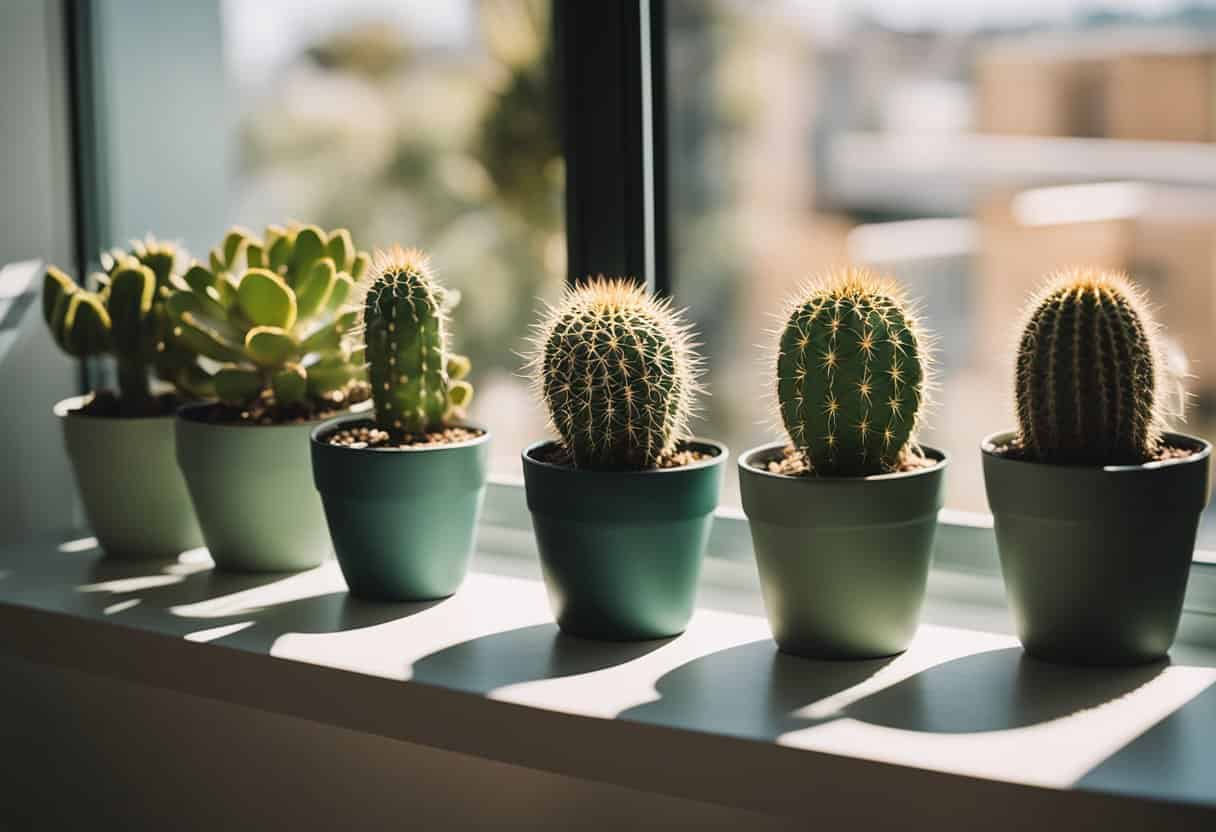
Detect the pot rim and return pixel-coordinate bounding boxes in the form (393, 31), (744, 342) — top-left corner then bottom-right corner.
(980, 429), (1212, 473)
(738, 440), (948, 482)
(310, 412), (492, 453)
(175, 398), (372, 432)
(522, 438), (728, 475)
(54, 394), (179, 423)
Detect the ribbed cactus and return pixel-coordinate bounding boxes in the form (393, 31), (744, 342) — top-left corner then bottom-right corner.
(1015, 269), (1163, 465)
(42, 237), (212, 413)
(166, 223), (371, 409)
(776, 269), (928, 476)
(529, 278), (701, 470)
(357, 246), (473, 433)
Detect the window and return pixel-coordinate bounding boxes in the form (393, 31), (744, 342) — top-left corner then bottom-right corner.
(664, 0), (1216, 547)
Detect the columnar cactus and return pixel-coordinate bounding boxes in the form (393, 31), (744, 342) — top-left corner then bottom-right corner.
(167, 223), (371, 409)
(358, 246), (473, 434)
(776, 269), (928, 476)
(529, 278), (701, 469)
(1015, 269), (1163, 465)
(42, 237), (212, 413)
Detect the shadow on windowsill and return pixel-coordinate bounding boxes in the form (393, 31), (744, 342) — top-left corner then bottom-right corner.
(409, 623), (671, 694)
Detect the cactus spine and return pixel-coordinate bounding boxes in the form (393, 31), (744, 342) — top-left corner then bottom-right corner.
(1015, 269), (1162, 465)
(776, 269), (928, 476)
(359, 246), (473, 434)
(529, 277), (701, 470)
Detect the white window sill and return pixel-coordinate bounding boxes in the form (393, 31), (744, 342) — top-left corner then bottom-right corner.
(1, 479), (1214, 827)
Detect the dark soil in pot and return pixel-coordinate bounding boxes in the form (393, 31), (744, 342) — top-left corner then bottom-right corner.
(311, 415), (491, 602)
(522, 439), (727, 641)
(739, 442), (948, 659)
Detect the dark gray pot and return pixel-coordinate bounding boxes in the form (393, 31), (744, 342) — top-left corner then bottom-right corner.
(311, 415), (490, 602)
(982, 430), (1212, 665)
(739, 442), (948, 659)
(522, 439), (727, 641)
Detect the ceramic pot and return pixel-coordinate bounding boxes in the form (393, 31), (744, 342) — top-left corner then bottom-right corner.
(522, 439), (727, 641)
(311, 415), (490, 601)
(739, 442), (948, 659)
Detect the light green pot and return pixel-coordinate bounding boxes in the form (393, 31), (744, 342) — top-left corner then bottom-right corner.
(739, 442), (948, 659)
(56, 396), (203, 560)
(176, 403), (349, 572)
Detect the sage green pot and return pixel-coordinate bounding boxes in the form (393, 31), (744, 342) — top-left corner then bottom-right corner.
(522, 439), (727, 641)
(310, 415), (490, 601)
(56, 396), (203, 560)
(739, 442), (948, 659)
(982, 430), (1212, 666)
(176, 403), (351, 572)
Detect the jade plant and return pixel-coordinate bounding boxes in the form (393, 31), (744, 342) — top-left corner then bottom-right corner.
(42, 237), (213, 415)
(166, 224), (371, 414)
(357, 246), (473, 434)
(776, 268), (929, 476)
(528, 277), (701, 469)
(1015, 269), (1165, 465)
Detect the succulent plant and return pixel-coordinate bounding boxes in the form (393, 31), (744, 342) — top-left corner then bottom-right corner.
(356, 246), (473, 434)
(1015, 269), (1164, 465)
(166, 224), (371, 410)
(42, 237), (212, 413)
(528, 277), (702, 470)
(776, 269), (929, 477)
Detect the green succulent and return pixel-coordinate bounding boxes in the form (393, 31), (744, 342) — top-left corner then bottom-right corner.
(358, 246), (473, 434)
(776, 268), (929, 476)
(528, 278), (702, 470)
(166, 224), (371, 409)
(42, 237), (213, 413)
(1015, 269), (1164, 465)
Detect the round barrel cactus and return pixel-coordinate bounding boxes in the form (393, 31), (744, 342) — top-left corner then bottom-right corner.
(777, 269), (929, 476)
(529, 278), (701, 469)
(359, 246), (472, 434)
(1015, 269), (1163, 465)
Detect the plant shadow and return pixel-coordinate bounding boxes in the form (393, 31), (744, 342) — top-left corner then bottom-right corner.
(409, 623), (671, 694)
(617, 639), (896, 740)
(844, 647), (1169, 733)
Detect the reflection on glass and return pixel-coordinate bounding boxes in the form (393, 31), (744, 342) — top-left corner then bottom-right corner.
(666, 0), (1216, 545)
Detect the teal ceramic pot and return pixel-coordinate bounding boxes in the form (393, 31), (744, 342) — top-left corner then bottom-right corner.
(522, 439), (727, 641)
(982, 430), (1212, 666)
(739, 442), (948, 659)
(176, 403), (354, 572)
(56, 396), (203, 560)
(310, 415), (490, 601)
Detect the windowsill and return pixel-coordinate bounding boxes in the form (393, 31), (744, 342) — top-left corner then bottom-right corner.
(2, 480), (1215, 825)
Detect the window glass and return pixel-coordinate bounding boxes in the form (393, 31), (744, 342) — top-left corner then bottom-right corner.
(224, 0), (562, 477)
(667, 0), (1216, 545)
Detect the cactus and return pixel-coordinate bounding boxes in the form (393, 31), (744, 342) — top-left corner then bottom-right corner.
(42, 237), (213, 413)
(166, 223), (371, 410)
(356, 246), (473, 434)
(528, 277), (702, 470)
(1015, 269), (1163, 465)
(776, 269), (929, 476)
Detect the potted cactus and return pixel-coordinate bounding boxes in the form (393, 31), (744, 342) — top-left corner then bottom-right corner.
(169, 224), (372, 572)
(737, 269), (947, 659)
(310, 247), (488, 601)
(982, 269), (1211, 665)
(43, 238), (212, 559)
(522, 278), (726, 641)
